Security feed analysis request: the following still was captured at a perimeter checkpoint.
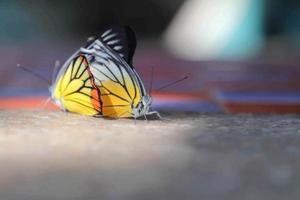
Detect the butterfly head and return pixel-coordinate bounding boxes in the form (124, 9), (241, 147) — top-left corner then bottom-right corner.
(131, 95), (152, 118)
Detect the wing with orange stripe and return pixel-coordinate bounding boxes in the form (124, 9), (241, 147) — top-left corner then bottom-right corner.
(52, 55), (101, 116)
(86, 42), (144, 118)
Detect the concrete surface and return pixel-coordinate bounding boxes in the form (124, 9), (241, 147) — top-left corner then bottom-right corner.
(0, 110), (300, 200)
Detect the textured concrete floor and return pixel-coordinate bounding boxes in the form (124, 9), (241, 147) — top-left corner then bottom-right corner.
(0, 110), (300, 200)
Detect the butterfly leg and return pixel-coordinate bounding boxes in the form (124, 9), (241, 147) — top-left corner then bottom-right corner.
(37, 97), (51, 109)
(143, 113), (148, 121)
(134, 116), (137, 124)
(147, 111), (162, 120)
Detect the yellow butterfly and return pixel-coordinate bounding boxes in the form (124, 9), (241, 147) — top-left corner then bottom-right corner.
(51, 26), (160, 119)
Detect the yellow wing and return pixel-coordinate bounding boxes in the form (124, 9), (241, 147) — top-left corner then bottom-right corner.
(52, 55), (101, 116)
(88, 48), (143, 118)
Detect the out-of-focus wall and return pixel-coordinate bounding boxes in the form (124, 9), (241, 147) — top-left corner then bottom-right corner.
(0, 0), (183, 43)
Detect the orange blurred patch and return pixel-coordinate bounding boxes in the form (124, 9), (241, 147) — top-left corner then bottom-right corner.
(0, 96), (59, 110)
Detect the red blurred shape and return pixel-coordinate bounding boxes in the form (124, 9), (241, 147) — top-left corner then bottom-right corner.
(0, 96), (58, 110)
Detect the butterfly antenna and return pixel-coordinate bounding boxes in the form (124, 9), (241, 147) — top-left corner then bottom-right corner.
(149, 66), (154, 96)
(17, 64), (51, 84)
(156, 76), (189, 91)
(51, 60), (61, 85)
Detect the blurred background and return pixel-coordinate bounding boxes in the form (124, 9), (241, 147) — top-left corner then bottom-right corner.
(2, 2), (300, 199)
(0, 0), (300, 113)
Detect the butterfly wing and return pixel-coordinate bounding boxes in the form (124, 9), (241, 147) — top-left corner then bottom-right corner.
(87, 26), (137, 66)
(81, 39), (144, 118)
(52, 26), (150, 118)
(52, 55), (101, 116)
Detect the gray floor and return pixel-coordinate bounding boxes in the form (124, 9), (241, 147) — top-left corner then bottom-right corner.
(0, 110), (300, 200)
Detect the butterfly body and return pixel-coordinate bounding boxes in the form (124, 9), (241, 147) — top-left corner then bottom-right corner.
(51, 26), (160, 119)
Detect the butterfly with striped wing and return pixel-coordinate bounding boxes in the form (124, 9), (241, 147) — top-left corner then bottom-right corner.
(51, 26), (160, 119)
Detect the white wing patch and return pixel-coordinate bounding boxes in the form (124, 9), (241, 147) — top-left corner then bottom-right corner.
(103, 33), (117, 42)
(108, 60), (125, 84)
(107, 39), (120, 45)
(113, 46), (123, 51)
(81, 39), (143, 98)
(101, 29), (112, 38)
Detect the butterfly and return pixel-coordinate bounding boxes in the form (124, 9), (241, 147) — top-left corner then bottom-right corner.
(51, 26), (160, 119)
